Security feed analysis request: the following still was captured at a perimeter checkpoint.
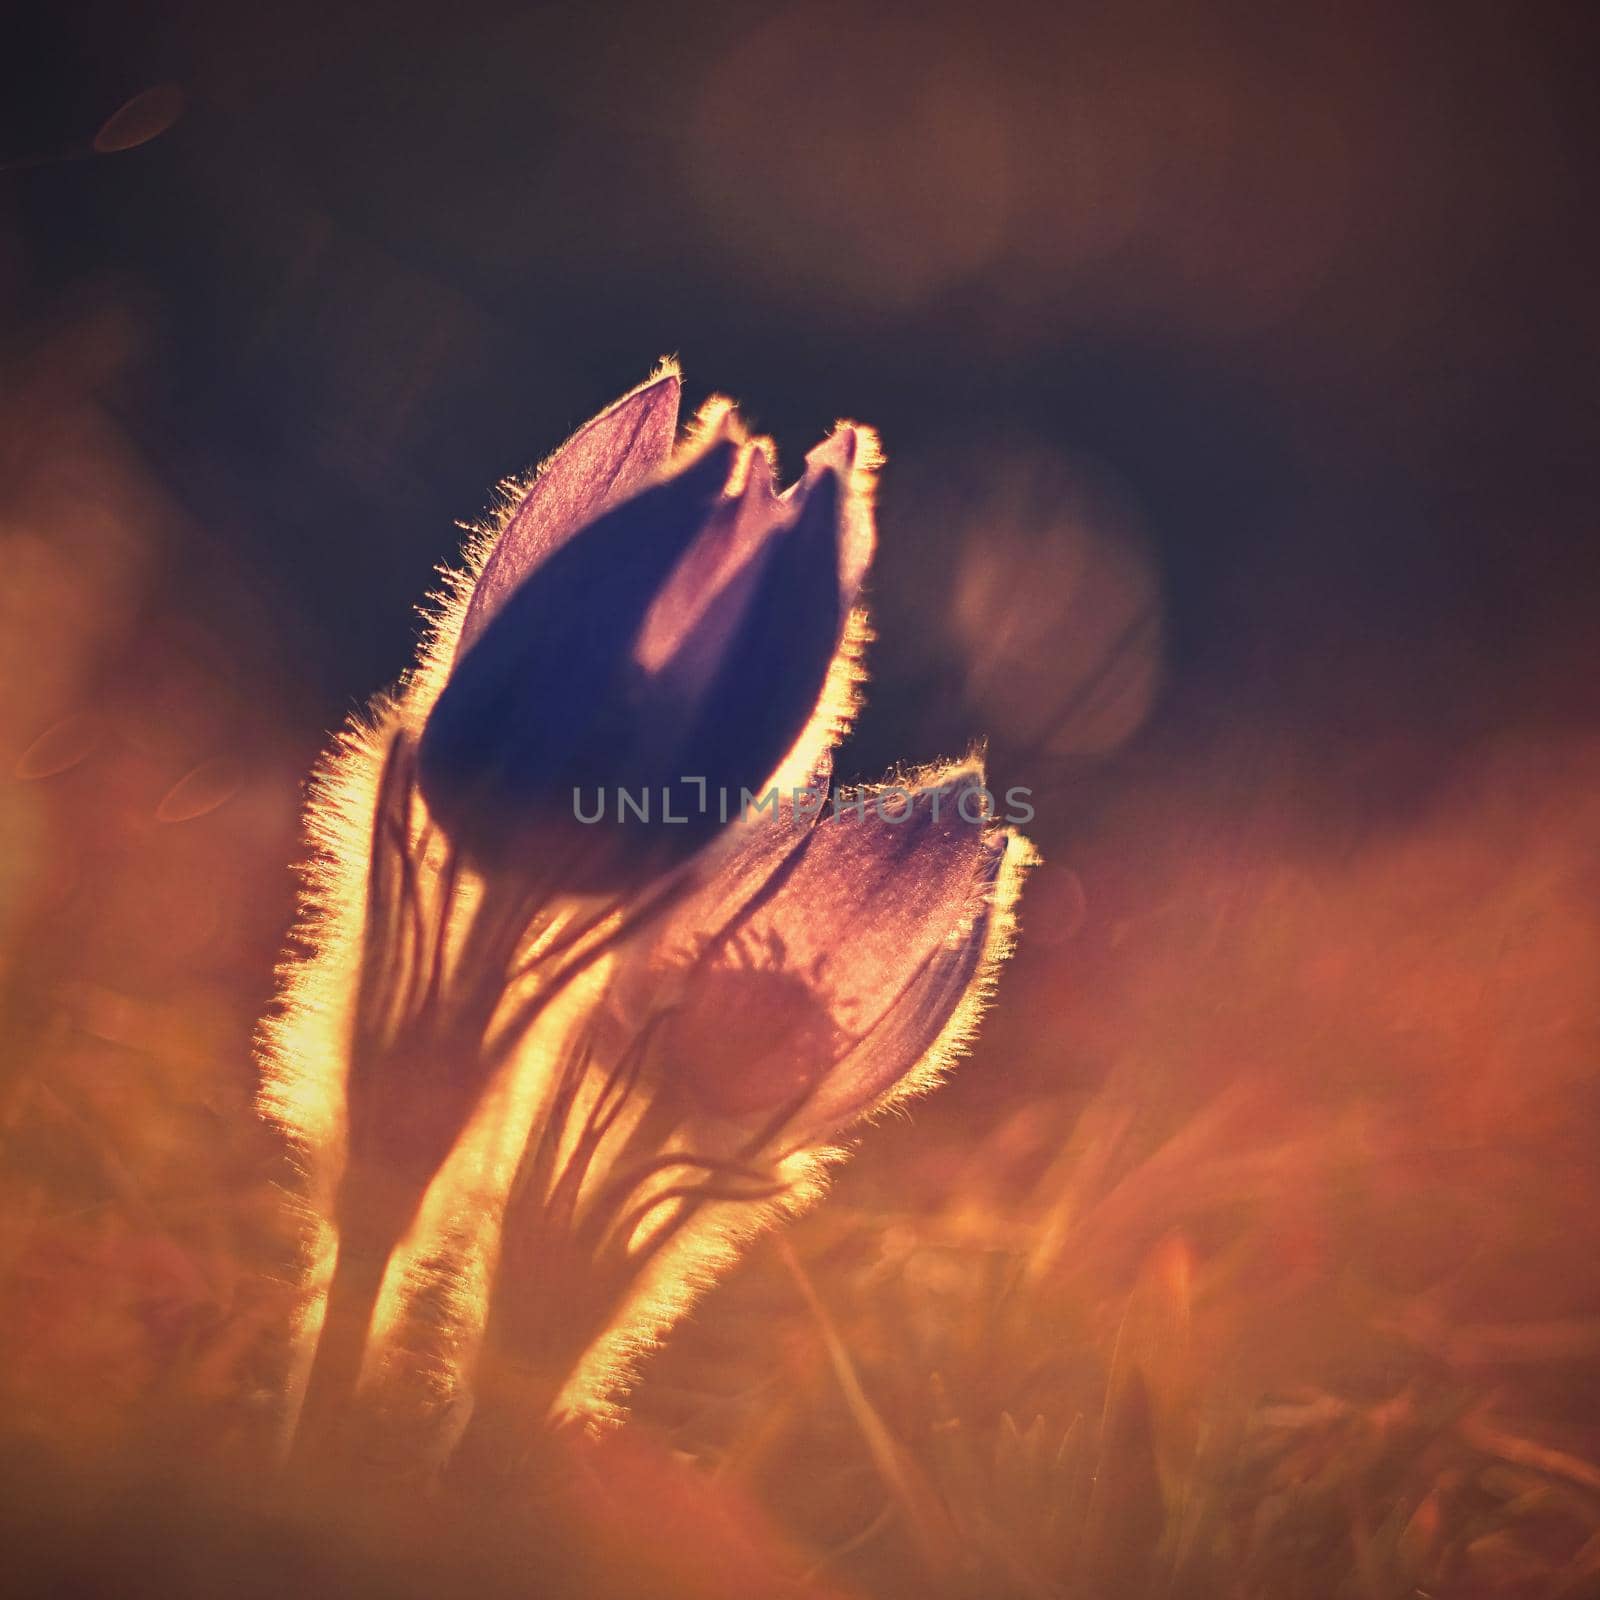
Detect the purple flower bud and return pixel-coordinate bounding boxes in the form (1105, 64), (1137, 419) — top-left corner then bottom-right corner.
(416, 374), (875, 892)
(642, 762), (1034, 1140)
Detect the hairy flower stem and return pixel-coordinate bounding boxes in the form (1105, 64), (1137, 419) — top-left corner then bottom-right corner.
(292, 861), (538, 1461)
(447, 1076), (798, 1478)
(291, 828), (692, 1465)
(292, 1171), (416, 1464)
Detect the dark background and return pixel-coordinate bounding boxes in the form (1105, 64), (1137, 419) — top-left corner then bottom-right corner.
(7, 0), (1597, 840)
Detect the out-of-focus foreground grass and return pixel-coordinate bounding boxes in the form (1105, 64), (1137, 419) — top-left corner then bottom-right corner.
(4, 313), (1600, 1600)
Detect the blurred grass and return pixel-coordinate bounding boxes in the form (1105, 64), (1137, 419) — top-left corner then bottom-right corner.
(623, 733), (1600, 1599)
(634, 1076), (1600, 1598)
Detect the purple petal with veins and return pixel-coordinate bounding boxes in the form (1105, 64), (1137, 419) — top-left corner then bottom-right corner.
(799, 834), (1008, 1136)
(655, 764), (1016, 1131)
(459, 369), (681, 655)
(794, 424), (875, 597)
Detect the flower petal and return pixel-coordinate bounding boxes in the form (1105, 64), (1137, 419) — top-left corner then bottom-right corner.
(459, 368), (682, 655)
(792, 422), (877, 600)
(796, 831), (1014, 1136)
(417, 432), (738, 859)
(656, 762), (1031, 1133)
(632, 442), (783, 682)
(668, 469), (846, 805)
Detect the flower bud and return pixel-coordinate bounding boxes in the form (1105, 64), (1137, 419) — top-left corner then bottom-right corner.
(416, 379), (874, 894)
(648, 762), (1035, 1140)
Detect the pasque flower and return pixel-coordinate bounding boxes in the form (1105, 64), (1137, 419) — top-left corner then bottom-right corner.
(263, 365), (879, 1456)
(419, 372), (874, 891)
(257, 361), (1032, 1475)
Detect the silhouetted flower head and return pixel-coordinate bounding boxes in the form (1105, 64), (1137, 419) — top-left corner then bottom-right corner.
(417, 371), (874, 893)
(624, 761), (1033, 1144)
